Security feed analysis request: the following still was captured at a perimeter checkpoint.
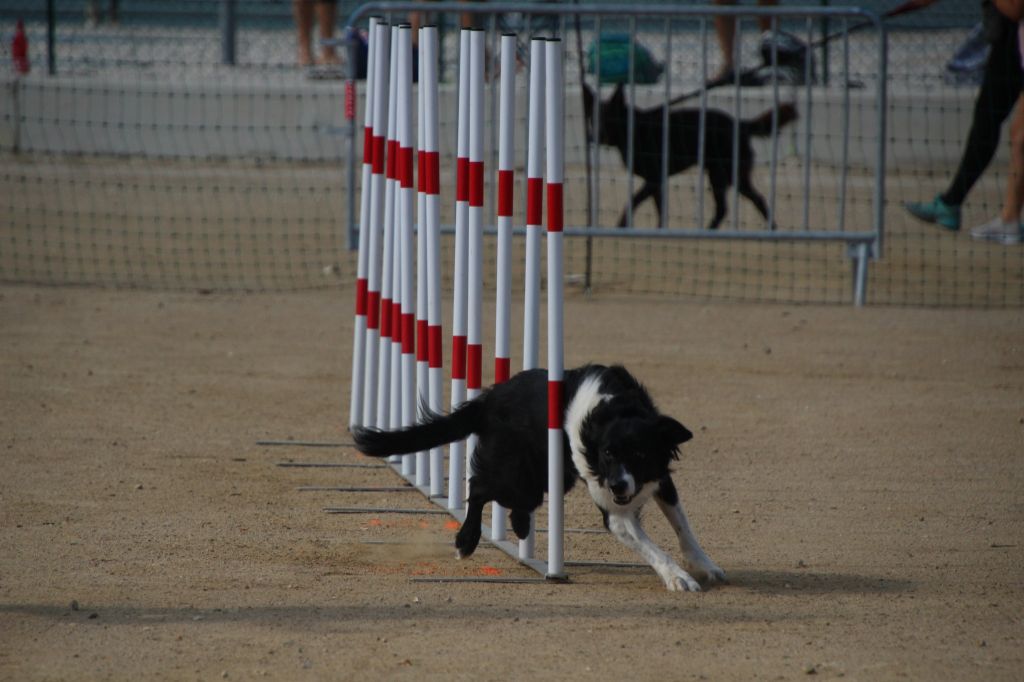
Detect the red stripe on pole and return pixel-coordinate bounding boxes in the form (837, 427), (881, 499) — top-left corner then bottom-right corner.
(547, 183), (563, 232)
(469, 161), (484, 208)
(367, 291), (381, 329)
(416, 320), (429, 361)
(363, 127), (373, 165)
(527, 177), (543, 225)
(399, 146), (413, 188)
(426, 151), (440, 195)
(372, 136), (385, 174)
(495, 357), (510, 384)
(497, 169), (514, 218)
(548, 380), (563, 429)
(456, 157), (469, 201)
(402, 313), (415, 354)
(391, 302), (402, 343)
(467, 344), (482, 390)
(428, 325), (442, 368)
(387, 140), (398, 179)
(417, 150), (426, 192)
(355, 278), (368, 315)
(380, 299), (392, 337)
(451, 336), (467, 380)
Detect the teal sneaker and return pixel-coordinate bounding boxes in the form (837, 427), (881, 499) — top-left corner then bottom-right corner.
(904, 195), (961, 231)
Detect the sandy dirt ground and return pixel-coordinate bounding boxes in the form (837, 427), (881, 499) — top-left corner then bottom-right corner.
(1, 283), (1022, 681)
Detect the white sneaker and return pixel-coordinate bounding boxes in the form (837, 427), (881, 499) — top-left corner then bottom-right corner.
(969, 218), (1023, 245)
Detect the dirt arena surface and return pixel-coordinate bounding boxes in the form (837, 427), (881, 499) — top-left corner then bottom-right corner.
(2, 284), (1022, 680)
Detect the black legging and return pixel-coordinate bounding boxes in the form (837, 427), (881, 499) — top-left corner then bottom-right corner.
(942, 19), (1024, 207)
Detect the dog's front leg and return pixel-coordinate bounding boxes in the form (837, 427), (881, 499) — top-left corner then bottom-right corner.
(655, 477), (727, 585)
(606, 511), (702, 592)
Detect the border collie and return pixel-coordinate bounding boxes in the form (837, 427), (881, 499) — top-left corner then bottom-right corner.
(353, 364), (726, 591)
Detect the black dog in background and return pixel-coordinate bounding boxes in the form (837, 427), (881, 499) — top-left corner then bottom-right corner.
(583, 84), (797, 230)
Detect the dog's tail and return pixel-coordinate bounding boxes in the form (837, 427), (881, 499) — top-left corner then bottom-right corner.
(742, 103), (798, 137)
(352, 400), (482, 458)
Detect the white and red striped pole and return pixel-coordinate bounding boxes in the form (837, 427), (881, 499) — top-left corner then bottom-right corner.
(421, 26), (446, 498)
(376, 25), (400, 444)
(447, 28), (472, 512)
(545, 37), (566, 580)
(415, 25), (430, 488)
(520, 36), (545, 562)
(491, 32), (517, 542)
(397, 24), (417, 478)
(466, 28), (486, 500)
(362, 22), (390, 428)
(349, 16), (378, 430)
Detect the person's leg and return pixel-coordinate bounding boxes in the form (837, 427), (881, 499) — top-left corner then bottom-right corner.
(972, 93), (1024, 244)
(1001, 95), (1024, 223)
(315, 0), (339, 65)
(293, 0), (315, 66)
(906, 23), (1022, 230)
(756, 0), (778, 34)
(713, 0), (738, 79)
(941, 21), (1022, 206)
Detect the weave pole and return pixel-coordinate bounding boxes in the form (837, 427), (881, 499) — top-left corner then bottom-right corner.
(397, 24), (417, 479)
(350, 15), (378, 430)
(519, 36), (545, 561)
(421, 26), (446, 498)
(447, 28), (472, 512)
(545, 38), (566, 580)
(362, 22), (390, 429)
(466, 28), (486, 499)
(376, 25), (399, 443)
(490, 32), (517, 542)
(415, 23), (430, 488)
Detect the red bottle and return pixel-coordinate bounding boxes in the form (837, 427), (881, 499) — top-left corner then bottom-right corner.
(12, 19), (29, 75)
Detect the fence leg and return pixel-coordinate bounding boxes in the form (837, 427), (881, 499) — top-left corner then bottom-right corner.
(850, 242), (869, 307)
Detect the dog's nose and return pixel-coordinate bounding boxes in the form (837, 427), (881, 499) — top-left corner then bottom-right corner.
(609, 479), (629, 496)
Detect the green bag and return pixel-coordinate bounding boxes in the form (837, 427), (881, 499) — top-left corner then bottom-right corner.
(586, 33), (664, 84)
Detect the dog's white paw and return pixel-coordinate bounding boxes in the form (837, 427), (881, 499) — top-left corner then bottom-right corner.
(660, 564), (702, 592)
(684, 553), (728, 586)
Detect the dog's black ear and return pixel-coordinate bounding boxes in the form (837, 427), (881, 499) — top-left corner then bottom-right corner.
(657, 416), (693, 447)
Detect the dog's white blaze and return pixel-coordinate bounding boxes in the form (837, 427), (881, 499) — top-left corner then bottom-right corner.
(563, 373), (608, 482)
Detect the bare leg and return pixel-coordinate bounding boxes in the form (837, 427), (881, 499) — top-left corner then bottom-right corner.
(315, 1), (339, 65)
(714, 0), (779, 80)
(293, 0), (314, 67)
(1001, 94), (1024, 223)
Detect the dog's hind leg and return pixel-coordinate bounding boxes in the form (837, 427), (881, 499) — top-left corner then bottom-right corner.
(654, 476), (727, 586)
(605, 510), (702, 592)
(455, 481), (486, 559)
(510, 509), (532, 540)
(706, 168), (729, 230)
(737, 173), (773, 229)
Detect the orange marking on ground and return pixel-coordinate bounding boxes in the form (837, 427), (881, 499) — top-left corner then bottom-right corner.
(479, 566), (502, 576)
(444, 520), (460, 531)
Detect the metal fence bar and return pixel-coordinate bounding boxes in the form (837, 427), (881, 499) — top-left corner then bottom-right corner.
(342, 2), (888, 307)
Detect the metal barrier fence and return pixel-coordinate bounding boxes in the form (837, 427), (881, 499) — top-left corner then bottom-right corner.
(343, 2), (887, 305)
(1, 0), (1021, 306)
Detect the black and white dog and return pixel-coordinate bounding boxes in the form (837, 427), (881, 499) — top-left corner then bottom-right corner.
(353, 364), (726, 592)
